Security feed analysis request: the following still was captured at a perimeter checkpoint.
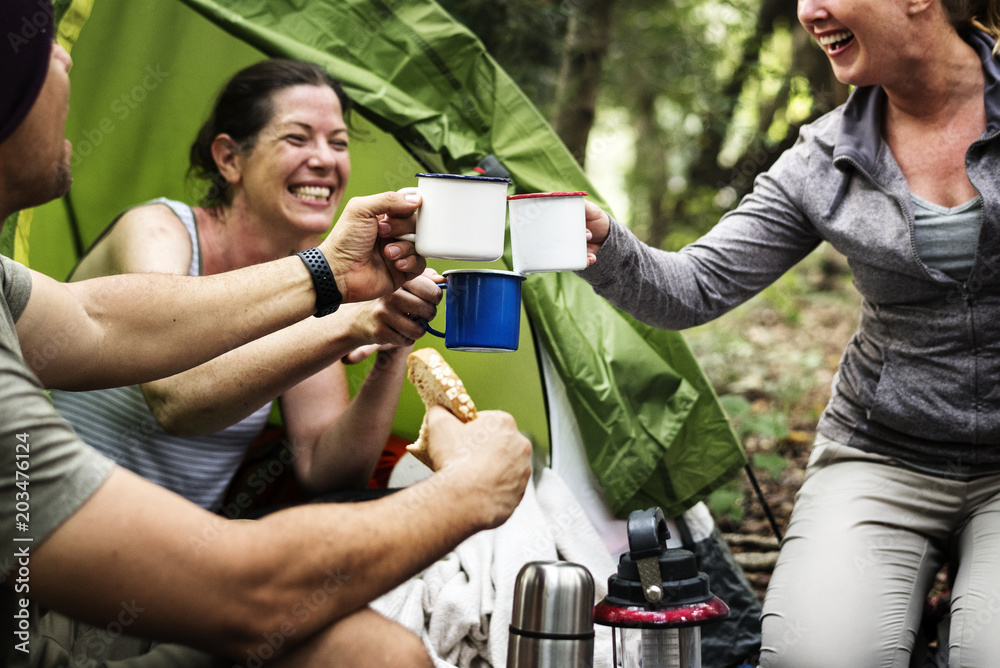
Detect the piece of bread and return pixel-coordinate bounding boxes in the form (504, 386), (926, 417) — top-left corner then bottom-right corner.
(406, 348), (477, 467)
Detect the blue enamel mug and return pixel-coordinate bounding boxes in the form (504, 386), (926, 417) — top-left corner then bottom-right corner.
(423, 269), (525, 352)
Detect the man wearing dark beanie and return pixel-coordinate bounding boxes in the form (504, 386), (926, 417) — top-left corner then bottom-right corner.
(0, 0), (74, 219)
(0, 0), (53, 145)
(0, 1), (532, 666)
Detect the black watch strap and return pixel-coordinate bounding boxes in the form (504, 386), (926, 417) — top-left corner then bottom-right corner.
(296, 247), (342, 317)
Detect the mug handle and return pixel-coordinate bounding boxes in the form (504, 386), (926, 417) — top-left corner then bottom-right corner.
(417, 280), (447, 337)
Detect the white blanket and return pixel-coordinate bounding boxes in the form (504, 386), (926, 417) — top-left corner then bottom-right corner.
(372, 466), (617, 668)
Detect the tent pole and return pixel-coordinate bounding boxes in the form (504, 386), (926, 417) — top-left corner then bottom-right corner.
(62, 191), (85, 266)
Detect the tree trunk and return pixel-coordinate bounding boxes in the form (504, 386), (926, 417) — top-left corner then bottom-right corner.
(687, 0), (795, 191)
(690, 0), (848, 201)
(632, 89), (670, 248)
(550, 0), (615, 167)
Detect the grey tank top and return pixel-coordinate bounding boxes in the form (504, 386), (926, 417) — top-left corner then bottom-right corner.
(911, 193), (983, 282)
(51, 198), (272, 510)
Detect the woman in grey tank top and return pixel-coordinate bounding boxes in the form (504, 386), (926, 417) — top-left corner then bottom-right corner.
(51, 60), (442, 511)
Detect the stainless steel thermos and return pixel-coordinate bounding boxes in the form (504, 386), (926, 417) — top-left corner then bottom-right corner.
(507, 561), (596, 668)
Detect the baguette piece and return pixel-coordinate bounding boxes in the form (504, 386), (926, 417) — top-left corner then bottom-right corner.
(406, 348), (477, 467)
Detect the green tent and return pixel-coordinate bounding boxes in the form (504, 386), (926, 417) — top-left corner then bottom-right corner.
(6, 0), (745, 519)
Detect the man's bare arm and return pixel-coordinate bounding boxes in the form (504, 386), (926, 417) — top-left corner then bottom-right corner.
(16, 192), (423, 390)
(29, 407), (531, 659)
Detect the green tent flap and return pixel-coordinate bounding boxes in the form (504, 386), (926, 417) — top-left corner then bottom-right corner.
(20, 0), (744, 518)
(523, 272), (746, 516)
(176, 0), (599, 197)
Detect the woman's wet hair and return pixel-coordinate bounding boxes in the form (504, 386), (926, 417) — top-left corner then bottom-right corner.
(189, 59), (351, 207)
(943, 0), (1000, 48)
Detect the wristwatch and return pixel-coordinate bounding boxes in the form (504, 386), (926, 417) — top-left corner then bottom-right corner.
(296, 247), (342, 317)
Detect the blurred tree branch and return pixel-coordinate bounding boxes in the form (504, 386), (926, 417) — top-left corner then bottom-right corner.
(438, 0), (850, 249)
(550, 0), (616, 167)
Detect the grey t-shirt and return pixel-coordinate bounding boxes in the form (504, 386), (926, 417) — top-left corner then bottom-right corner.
(0, 254), (114, 664)
(911, 193), (983, 281)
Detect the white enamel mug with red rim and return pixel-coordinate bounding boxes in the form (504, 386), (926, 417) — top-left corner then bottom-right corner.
(508, 191), (589, 275)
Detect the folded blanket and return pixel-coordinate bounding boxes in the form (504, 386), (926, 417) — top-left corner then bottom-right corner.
(372, 467), (616, 668)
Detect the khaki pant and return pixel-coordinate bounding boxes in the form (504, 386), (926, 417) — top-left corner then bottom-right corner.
(31, 611), (227, 668)
(760, 436), (1000, 668)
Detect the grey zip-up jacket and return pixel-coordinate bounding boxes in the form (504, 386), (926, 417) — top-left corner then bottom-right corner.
(580, 30), (1000, 475)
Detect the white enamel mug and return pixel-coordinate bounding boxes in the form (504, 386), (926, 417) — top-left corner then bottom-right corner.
(508, 191), (589, 275)
(398, 173), (511, 261)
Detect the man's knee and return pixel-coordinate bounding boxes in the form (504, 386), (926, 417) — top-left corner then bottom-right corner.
(271, 608), (431, 667)
(376, 626), (432, 668)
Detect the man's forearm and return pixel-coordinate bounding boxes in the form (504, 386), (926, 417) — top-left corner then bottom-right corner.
(243, 466), (486, 632)
(23, 255), (317, 390)
(19, 191), (423, 391)
(31, 464), (489, 659)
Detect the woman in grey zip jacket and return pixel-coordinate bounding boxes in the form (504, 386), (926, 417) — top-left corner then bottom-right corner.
(579, 1), (1000, 666)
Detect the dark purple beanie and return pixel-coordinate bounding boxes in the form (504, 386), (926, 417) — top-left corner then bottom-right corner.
(0, 0), (53, 145)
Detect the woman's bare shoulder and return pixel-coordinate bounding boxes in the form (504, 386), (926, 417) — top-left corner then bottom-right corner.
(71, 201), (195, 280)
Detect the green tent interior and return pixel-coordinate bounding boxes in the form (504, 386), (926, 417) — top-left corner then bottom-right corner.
(8, 0), (746, 520)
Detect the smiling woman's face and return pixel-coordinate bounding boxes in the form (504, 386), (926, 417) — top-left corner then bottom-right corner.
(232, 84), (351, 239)
(797, 0), (919, 87)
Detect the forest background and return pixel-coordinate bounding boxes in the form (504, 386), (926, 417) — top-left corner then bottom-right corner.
(435, 0), (861, 598)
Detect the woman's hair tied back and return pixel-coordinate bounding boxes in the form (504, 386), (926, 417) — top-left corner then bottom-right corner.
(189, 59), (350, 207)
(944, 0), (1000, 51)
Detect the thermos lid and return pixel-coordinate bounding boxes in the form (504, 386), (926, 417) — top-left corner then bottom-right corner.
(593, 508), (731, 629)
(510, 561), (595, 636)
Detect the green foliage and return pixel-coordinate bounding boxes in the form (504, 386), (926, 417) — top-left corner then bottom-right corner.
(719, 394), (789, 443)
(758, 268), (810, 325)
(608, 1), (760, 241)
(752, 452), (788, 481)
(659, 184), (737, 252)
(707, 479), (745, 524)
(437, 0), (568, 113)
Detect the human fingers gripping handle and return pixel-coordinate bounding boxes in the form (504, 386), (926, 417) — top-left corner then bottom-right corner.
(364, 296), (426, 347)
(403, 268), (446, 303)
(384, 268), (444, 325)
(583, 200), (611, 266)
(376, 285), (439, 344)
(318, 191), (423, 303)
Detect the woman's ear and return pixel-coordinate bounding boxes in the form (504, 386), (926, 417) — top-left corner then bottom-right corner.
(905, 0), (934, 16)
(210, 134), (243, 185)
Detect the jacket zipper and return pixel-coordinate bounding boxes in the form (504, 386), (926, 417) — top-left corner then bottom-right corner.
(958, 131), (1000, 449)
(835, 154), (986, 445)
